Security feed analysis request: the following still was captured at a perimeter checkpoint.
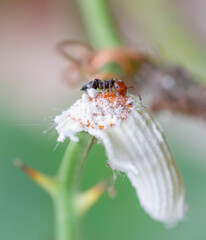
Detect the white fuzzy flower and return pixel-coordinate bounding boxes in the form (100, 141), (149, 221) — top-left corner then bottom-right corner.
(55, 88), (187, 225)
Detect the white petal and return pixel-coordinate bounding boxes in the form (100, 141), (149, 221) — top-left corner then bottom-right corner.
(55, 93), (187, 224)
(96, 106), (186, 224)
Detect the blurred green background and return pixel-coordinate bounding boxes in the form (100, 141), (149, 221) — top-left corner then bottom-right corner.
(1, 0), (206, 239)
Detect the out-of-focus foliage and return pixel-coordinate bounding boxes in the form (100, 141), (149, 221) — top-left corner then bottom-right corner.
(116, 0), (206, 82)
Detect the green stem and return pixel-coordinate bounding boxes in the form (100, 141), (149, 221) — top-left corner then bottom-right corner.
(77, 0), (122, 49)
(54, 1), (123, 240)
(54, 133), (94, 240)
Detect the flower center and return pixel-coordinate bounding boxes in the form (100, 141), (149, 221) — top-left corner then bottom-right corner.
(68, 90), (133, 130)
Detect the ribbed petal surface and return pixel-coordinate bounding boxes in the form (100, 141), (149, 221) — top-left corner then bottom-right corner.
(90, 101), (186, 224)
(55, 93), (187, 224)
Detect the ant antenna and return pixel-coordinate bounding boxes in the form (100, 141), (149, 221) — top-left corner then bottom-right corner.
(127, 86), (142, 101)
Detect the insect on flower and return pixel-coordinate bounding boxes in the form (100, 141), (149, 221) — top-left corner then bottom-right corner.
(55, 74), (187, 225)
(55, 41), (187, 226)
(80, 78), (127, 95)
(55, 84), (187, 225)
(81, 78), (142, 100)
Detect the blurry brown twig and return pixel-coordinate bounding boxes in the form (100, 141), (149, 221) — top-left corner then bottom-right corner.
(57, 40), (206, 121)
(135, 60), (206, 120)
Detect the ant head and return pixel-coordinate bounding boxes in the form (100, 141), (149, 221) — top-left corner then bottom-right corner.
(114, 79), (120, 90)
(114, 79), (127, 96)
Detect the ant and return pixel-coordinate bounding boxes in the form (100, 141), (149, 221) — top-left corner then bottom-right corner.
(81, 78), (141, 100)
(81, 78), (127, 96)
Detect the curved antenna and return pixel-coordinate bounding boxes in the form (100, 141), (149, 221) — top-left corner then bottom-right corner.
(128, 86), (142, 101)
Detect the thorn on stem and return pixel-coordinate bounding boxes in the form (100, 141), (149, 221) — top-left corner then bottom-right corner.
(78, 180), (108, 216)
(14, 159), (39, 180)
(13, 159), (56, 195)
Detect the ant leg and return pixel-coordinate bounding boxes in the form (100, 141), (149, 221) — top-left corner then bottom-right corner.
(103, 80), (106, 90)
(103, 80), (106, 89)
(103, 80), (106, 96)
(109, 79), (113, 92)
(128, 86), (142, 101)
(97, 79), (103, 90)
(90, 79), (95, 89)
(137, 92), (142, 101)
(91, 79), (99, 90)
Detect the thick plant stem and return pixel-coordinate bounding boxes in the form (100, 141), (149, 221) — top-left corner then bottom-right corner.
(54, 133), (94, 240)
(77, 0), (122, 49)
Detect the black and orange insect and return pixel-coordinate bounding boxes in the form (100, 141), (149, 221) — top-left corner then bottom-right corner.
(81, 78), (142, 100)
(81, 78), (128, 96)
